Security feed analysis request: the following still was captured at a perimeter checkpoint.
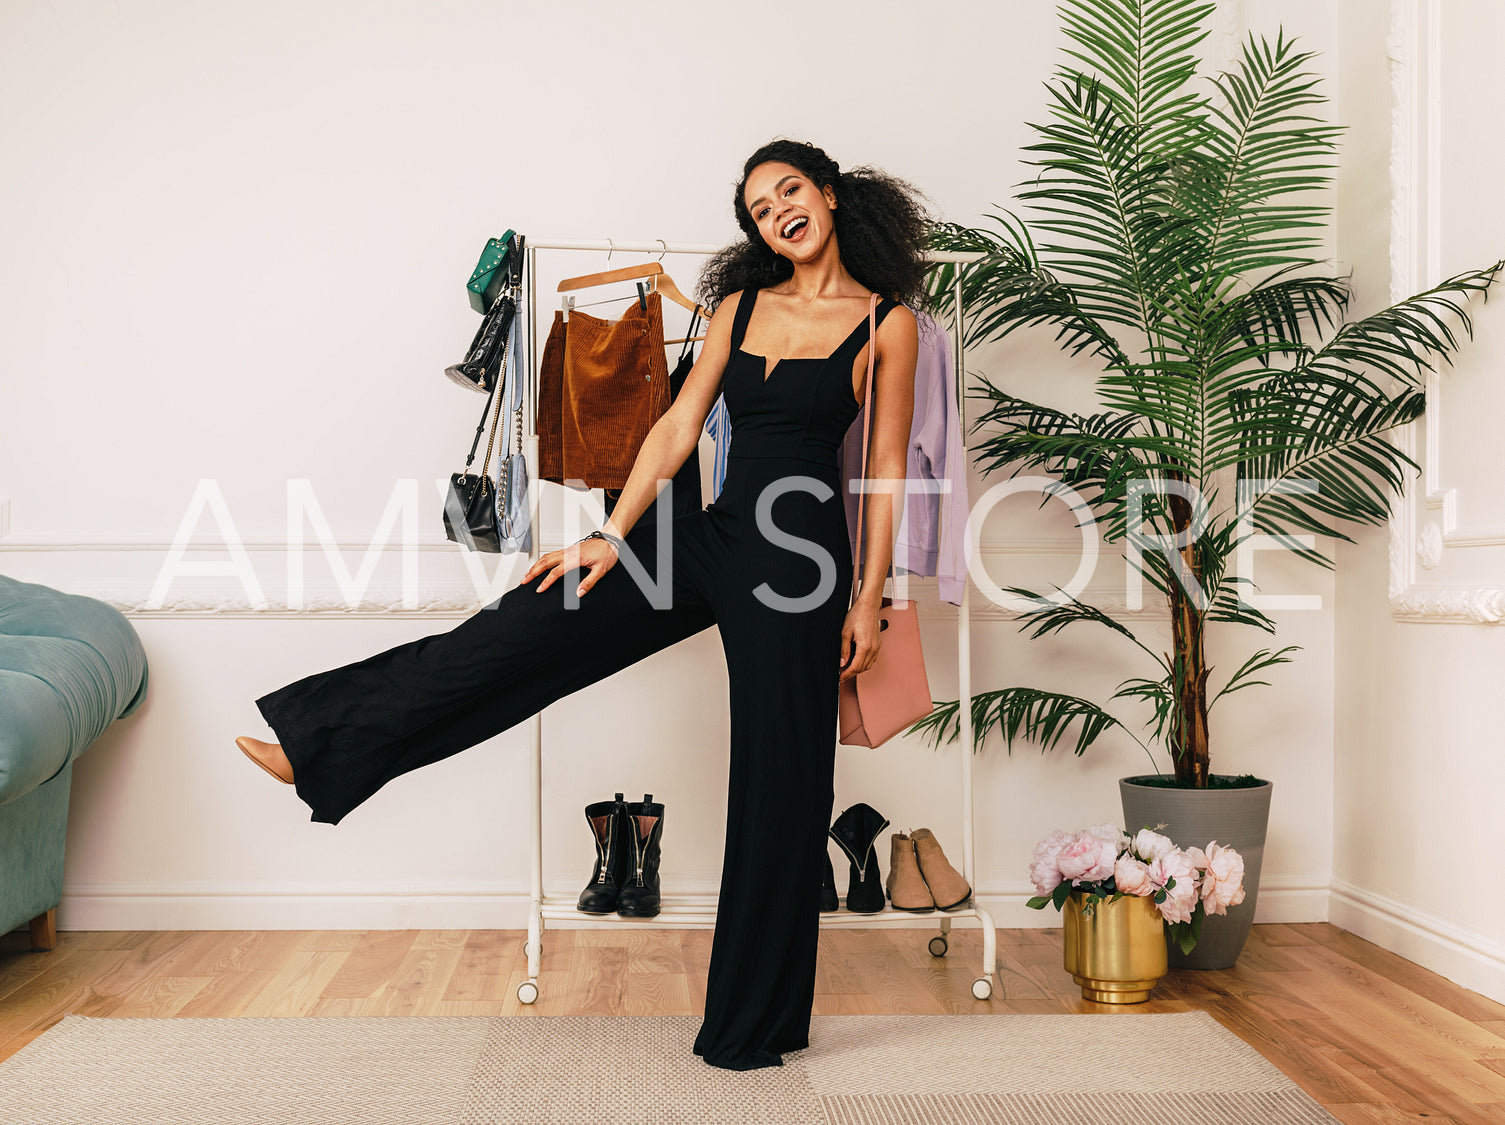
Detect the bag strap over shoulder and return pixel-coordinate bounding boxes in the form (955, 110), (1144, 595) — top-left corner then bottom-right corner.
(850, 293), (890, 606)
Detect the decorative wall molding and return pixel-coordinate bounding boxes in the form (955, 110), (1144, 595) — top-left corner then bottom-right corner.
(0, 535), (468, 554)
(1385, 0), (1505, 623)
(0, 495), (1162, 619)
(1417, 521), (1443, 570)
(36, 575), (1161, 622)
(94, 587), (507, 619)
(0, 514), (1091, 561)
(1388, 584), (1505, 625)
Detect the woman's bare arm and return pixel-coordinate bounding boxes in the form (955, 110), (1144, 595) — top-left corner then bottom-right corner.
(523, 291), (746, 595)
(598, 291), (745, 541)
(838, 302), (918, 680)
(852, 304), (919, 609)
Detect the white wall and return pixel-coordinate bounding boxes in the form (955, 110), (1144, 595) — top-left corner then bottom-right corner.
(1331, 0), (1505, 1002)
(2, 0), (1338, 934)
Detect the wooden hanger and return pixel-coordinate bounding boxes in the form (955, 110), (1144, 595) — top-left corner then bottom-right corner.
(649, 271), (711, 321)
(557, 262), (664, 292)
(558, 260), (711, 322)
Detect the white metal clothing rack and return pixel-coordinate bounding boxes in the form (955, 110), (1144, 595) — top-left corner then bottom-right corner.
(514, 236), (996, 1006)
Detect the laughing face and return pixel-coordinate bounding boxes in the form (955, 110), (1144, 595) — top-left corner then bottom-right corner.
(743, 161), (838, 263)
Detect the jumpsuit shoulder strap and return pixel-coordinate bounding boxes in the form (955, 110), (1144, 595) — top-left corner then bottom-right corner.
(727, 287), (759, 354)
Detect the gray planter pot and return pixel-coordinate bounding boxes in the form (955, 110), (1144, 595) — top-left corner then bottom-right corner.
(1119, 776), (1273, 970)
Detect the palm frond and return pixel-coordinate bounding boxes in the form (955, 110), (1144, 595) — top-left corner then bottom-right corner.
(1198, 267), (1500, 560)
(1300, 262), (1504, 388)
(1111, 675), (1177, 745)
(1097, 361), (1206, 463)
(1210, 645), (1301, 706)
(1212, 272), (1350, 361)
(1204, 577), (1278, 633)
(1001, 586), (1171, 671)
(1184, 29), (1343, 277)
(925, 214), (1130, 365)
(1022, 0), (1218, 340)
(1022, 73), (1205, 337)
(1236, 381), (1425, 564)
(967, 378), (1197, 539)
(911, 687), (1133, 757)
(1058, 0), (1217, 157)
(1226, 264), (1502, 550)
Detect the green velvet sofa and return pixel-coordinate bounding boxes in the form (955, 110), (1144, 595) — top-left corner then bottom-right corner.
(0, 574), (148, 950)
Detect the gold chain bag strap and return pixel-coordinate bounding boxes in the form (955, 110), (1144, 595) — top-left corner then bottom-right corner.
(837, 293), (934, 747)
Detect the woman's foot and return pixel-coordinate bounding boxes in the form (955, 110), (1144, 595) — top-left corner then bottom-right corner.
(236, 736), (294, 784)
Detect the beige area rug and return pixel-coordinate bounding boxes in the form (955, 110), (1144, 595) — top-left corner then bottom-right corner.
(0, 1010), (1339, 1124)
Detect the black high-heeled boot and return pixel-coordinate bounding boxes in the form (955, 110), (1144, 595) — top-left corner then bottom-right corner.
(577, 793), (630, 914)
(819, 850), (839, 912)
(616, 794), (665, 918)
(828, 802), (890, 913)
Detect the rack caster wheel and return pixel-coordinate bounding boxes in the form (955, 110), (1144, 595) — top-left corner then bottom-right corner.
(971, 976), (993, 1000)
(517, 979), (539, 1005)
(928, 935), (948, 957)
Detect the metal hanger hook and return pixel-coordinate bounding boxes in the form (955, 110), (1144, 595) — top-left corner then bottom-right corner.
(656, 239), (667, 261)
(606, 238), (614, 263)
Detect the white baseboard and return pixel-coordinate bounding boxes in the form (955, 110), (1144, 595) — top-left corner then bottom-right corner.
(55, 880), (537, 932)
(33, 878), (1502, 1009)
(1247, 877), (1332, 924)
(42, 876), (1332, 933)
(1329, 877), (1505, 1005)
(975, 876), (1329, 930)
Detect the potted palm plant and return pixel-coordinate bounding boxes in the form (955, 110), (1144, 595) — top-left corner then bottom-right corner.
(917, 0), (1501, 968)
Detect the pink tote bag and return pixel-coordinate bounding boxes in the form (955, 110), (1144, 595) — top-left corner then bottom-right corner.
(838, 294), (934, 747)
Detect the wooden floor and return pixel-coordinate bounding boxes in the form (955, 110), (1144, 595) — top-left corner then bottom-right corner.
(1, 921), (1503, 1122)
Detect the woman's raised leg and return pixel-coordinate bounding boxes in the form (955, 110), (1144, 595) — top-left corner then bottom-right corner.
(255, 519), (716, 825)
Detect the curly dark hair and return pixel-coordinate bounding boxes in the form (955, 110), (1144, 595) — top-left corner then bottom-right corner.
(696, 139), (933, 314)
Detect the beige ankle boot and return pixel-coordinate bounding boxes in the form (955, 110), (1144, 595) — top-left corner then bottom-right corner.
(885, 833), (935, 912)
(910, 828), (972, 910)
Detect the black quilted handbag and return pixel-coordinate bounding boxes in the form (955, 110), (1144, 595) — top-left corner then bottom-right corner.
(442, 325), (513, 551)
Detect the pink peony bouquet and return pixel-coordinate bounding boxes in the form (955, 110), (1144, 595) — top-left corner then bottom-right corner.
(1026, 824), (1246, 953)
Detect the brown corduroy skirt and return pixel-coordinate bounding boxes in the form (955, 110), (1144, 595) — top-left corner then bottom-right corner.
(537, 291), (670, 490)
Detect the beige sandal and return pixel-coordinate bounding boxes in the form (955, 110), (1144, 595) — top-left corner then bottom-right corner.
(236, 736), (294, 785)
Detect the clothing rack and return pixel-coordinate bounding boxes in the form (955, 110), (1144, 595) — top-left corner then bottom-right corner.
(514, 236), (996, 1005)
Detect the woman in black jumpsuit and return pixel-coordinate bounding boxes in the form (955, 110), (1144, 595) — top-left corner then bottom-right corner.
(241, 139), (929, 1071)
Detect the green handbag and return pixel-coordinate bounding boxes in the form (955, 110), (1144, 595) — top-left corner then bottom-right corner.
(467, 230), (517, 314)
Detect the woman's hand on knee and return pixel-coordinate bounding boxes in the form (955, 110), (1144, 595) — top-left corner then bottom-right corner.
(522, 538), (618, 597)
(839, 603), (883, 682)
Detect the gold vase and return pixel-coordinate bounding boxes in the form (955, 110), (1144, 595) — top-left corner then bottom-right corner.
(1061, 890), (1168, 1003)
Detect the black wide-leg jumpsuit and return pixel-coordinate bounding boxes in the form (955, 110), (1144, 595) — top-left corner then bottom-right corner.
(256, 286), (898, 1071)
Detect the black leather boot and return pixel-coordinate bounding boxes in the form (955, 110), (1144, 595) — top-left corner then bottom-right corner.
(616, 794), (665, 918)
(829, 802), (890, 913)
(819, 850), (839, 912)
(576, 793), (630, 914)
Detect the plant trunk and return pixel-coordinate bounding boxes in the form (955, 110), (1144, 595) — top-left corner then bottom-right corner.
(1167, 488), (1210, 787)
